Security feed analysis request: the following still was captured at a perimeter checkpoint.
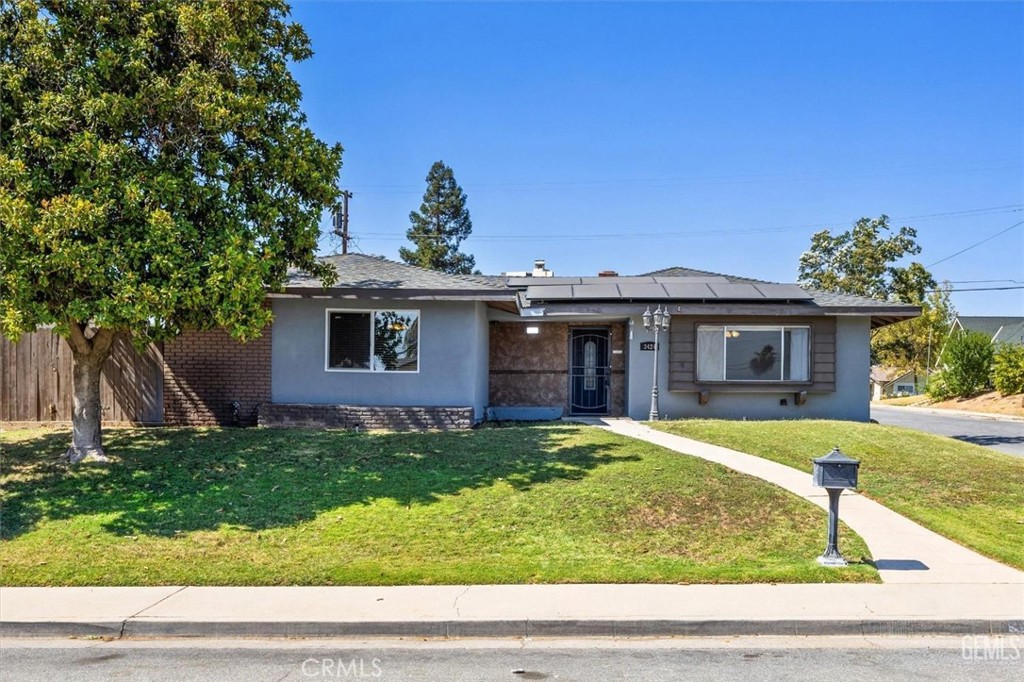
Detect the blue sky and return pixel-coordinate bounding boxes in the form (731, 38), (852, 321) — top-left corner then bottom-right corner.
(290, 1), (1023, 315)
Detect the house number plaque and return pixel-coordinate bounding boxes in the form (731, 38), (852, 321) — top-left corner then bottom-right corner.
(640, 342), (656, 351)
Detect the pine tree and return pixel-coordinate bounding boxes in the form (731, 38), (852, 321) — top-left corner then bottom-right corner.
(400, 161), (478, 274)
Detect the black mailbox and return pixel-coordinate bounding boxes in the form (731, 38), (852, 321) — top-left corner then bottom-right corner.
(812, 447), (860, 490)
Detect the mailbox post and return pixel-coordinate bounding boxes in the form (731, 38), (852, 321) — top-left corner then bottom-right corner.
(811, 447), (860, 567)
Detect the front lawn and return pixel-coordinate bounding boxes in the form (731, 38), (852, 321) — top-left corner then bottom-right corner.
(0, 424), (876, 586)
(650, 420), (1024, 570)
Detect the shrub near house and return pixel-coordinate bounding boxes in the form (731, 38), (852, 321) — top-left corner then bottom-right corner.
(934, 330), (995, 398)
(993, 343), (1024, 396)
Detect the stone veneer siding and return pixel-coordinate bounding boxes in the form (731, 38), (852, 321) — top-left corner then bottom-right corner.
(162, 326), (272, 426)
(259, 404), (474, 430)
(489, 321), (627, 416)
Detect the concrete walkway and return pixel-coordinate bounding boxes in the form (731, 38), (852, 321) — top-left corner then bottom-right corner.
(594, 419), (1024, 585)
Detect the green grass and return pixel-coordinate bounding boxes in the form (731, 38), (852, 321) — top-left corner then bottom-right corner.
(650, 419), (1024, 570)
(0, 424), (876, 586)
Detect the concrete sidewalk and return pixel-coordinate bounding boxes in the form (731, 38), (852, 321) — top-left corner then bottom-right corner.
(2, 583), (1023, 639)
(595, 419), (1024, 585)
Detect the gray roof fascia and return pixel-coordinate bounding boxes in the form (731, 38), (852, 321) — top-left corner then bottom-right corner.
(273, 287), (517, 301)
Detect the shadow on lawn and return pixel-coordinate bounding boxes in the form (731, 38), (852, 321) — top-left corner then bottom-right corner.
(0, 425), (631, 539)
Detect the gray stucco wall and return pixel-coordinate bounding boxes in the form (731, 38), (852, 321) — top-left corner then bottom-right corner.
(271, 298), (489, 420)
(474, 302), (490, 414)
(627, 315), (871, 421)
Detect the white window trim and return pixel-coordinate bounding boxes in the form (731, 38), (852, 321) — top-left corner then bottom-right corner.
(698, 324), (811, 383)
(324, 308), (421, 374)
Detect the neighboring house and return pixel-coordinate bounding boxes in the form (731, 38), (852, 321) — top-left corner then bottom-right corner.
(950, 316), (1024, 346)
(1, 254), (919, 427)
(869, 365), (920, 401)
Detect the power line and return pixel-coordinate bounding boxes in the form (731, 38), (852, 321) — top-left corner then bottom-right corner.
(353, 205), (1024, 243)
(925, 219), (1024, 268)
(930, 285), (1024, 292)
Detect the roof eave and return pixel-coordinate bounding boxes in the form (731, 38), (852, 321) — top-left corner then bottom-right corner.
(272, 287), (517, 302)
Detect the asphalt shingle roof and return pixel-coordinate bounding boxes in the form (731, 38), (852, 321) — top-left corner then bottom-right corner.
(283, 255), (918, 323)
(286, 253), (509, 292)
(640, 266), (767, 284)
(803, 289), (917, 309)
(955, 316), (1024, 341)
(644, 265), (915, 309)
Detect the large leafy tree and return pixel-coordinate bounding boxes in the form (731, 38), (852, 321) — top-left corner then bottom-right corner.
(797, 215), (937, 374)
(399, 160), (477, 274)
(0, 0), (342, 462)
(872, 283), (955, 373)
(798, 215), (935, 302)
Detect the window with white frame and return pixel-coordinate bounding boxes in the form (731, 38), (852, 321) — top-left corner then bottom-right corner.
(696, 325), (810, 382)
(326, 309), (419, 372)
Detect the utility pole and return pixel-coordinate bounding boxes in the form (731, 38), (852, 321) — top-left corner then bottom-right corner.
(333, 191), (353, 254)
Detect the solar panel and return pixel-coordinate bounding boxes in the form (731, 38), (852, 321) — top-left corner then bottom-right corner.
(753, 283), (813, 300)
(615, 283), (670, 299)
(661, 283), (717, 299)
(569, 284), (621, 300)
(706, 283), (764, 299)
(652, 276), (731, 284)
(507, 277), (582, 287)
(524, 284), (575, 300)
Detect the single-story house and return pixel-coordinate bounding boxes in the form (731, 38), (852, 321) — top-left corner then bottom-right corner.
(1, 254), (919, 427)
(869, 365), (921, 401)
(260, 254), (917, 427)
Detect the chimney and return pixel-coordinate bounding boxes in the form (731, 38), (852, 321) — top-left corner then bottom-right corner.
(532, 259), (553, 277)
(597, 270), (618, 277)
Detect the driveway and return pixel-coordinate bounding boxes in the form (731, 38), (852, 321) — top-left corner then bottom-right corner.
(870, 404), (1024, 457)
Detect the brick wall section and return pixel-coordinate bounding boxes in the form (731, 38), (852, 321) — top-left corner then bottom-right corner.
(260, 404), (474, 430)
(163, 326), (272, 426)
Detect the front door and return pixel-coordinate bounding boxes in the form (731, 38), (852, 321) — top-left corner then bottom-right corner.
(569, 328), (611, 415)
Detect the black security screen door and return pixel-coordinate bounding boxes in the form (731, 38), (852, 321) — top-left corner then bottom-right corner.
(569, 329), (611, 415)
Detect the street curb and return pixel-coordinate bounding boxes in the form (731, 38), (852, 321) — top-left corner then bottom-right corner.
(3, 618), (1022, 639)
(872, 404), (1024, 422)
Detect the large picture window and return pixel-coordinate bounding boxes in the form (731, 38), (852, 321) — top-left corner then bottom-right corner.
(696, 325), (809, 382)
(326, 309), (419, 372)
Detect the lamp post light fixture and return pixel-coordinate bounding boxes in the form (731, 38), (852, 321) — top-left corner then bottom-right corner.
(642, 305), (671, 421)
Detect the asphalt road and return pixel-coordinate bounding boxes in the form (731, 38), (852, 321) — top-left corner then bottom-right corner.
(870, 404), (1024, 457)
(2, 637), (1021, 681)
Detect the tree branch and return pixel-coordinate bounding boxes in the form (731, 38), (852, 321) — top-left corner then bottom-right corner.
(91, 328), (115, 358)
(66, 320), (92, 355)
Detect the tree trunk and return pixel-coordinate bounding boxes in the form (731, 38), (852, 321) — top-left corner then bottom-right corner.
(65, 325), (115, 464)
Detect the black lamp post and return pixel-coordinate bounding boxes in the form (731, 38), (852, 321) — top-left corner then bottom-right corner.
(643, 305), (671, 421)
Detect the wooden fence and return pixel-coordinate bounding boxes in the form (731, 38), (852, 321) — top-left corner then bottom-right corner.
(0, 329), (164, 424)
